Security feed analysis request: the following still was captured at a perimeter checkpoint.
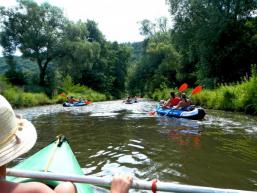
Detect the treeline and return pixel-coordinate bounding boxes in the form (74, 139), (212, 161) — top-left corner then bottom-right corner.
(1, 0), (257, 106)
(128, 0), (257, 96)
(0, 0), (131, 99)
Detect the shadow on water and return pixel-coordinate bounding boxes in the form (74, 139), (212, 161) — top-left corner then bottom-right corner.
(13, 99), (257, 192)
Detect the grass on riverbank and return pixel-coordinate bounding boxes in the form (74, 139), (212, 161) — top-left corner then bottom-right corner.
(151, 67), (257, 115)
(192, 73), (257, 114)
(0, 75), (106, 108)
(0, 76), (51, 107)
(57, 76), (106, 103)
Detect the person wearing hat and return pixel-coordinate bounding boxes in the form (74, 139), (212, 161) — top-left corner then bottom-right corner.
(0, 95), (132, 193)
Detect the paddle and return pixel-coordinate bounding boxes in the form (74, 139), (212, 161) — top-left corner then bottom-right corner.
(191, 85), (202, 95)
(85, 100), (92, 105)
(178, 83), (188, 92)
(7, 169), (255, 193)
(60, 92), (67, 98)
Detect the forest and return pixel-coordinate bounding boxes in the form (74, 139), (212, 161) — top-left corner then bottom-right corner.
(0, 0), (257, 112)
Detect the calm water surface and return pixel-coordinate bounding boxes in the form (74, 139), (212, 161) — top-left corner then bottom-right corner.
(14, 99), (257, 192)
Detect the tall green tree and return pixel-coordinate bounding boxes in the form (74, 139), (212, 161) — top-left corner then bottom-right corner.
(128, 32), (180, 95)
(57, 20), (101, 83)
(0, 0), (66, 86)
(128, 17), (180, 96)
(166, 0), (257, 87)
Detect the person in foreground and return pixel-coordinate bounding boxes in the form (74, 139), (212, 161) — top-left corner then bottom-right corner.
(0, 95), (132, 193)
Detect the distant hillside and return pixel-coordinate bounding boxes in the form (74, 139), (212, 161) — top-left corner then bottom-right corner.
(0, 56), (38, 74)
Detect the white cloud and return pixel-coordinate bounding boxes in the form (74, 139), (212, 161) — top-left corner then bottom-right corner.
(0, 0), (171, 42)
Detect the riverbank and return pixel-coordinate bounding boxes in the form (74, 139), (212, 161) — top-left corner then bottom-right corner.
(2, 68), (257, 115)
(151, 68), (257, 115)
(0, 76), (106, 108)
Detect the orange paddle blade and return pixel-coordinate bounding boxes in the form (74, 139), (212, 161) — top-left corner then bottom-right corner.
(178, 83), (188, 92)
(85, 101), (92, 105)
(192, 85), (202, 95)
(60, 92), (66, 97)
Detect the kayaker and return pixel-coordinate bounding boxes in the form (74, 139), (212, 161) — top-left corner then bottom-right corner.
(163, 92), (181, 108)
(124, 96), (132, 103)
(134, 96), (138, 103)
(0, 95), (133, 193)
(174, 93), (192, 110)
(68, 96), (78, 104)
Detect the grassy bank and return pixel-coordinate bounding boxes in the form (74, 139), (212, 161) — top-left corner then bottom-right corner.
(192, 73), (257, 114)
(0, 76), (106, 108)
(151, 68), (257, 115)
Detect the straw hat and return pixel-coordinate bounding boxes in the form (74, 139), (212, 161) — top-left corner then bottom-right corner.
(0, 95), (37, 166)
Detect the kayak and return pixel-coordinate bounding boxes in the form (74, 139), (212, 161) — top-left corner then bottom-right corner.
(7, 135), (105, 193)
(125, 101), (134, 104)
(63, 101), (87, 107)
(156, 105), (206, 120)
(124, 99), (138, 104)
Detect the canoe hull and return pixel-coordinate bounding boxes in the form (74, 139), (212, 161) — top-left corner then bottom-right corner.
(156, 106), (206, 120)
(7, 136), (95, 193)
(63, 102), (87, 107)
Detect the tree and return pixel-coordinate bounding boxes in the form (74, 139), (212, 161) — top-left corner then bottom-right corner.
(166, 0), (257, 87)
(128, 31), (180, 95)
(57, 20), (101, 83)
(0, 0), (66, 86)
(86, 20), (105, 43)
(127, 18), (180, 95)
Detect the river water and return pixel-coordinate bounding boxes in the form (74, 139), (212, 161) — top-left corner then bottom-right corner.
(14, 99), (257, 192)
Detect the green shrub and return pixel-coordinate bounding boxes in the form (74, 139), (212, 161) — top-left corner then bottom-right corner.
(191, 65), (257, 114)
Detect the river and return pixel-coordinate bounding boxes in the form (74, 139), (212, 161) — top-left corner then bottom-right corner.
(14, 99), (257, 192)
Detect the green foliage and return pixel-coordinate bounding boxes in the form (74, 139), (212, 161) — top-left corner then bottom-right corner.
(5, 69), (26, 85)
(86, 20), (105, 43)
(0, 76), (50, 107)
(60, 75), (106, 102)
(0, 76), (10, 91)
(62, 76), (75, 92)
(128, 31), (180, 96)
(0, 0), (67, 86)
(150, 85), (177, 101)
(0, 56), (38, 74)
(4, 89), (50, 107)
(166, 0), (257, 88)
(0, 74), (106, 107)
(191, 66), (257, 114)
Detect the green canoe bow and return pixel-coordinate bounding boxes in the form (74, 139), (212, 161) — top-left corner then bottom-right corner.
(7, 135), (100, 193)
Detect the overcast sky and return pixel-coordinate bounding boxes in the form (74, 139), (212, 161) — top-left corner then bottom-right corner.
(0, 0), (171, 43)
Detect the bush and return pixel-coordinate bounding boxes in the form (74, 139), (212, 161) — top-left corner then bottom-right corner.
(0, 75), (50, 107)
(191, 65), (257, 114)
(0, 74), (107, 107)
(56, 75), (107, 103)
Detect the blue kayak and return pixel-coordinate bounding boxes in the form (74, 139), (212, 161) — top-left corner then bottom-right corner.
(63, 101), (87, 107)
(156, 105), (205, 120)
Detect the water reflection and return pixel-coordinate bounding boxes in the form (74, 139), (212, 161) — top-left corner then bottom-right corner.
(156, 116), (203, 148)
